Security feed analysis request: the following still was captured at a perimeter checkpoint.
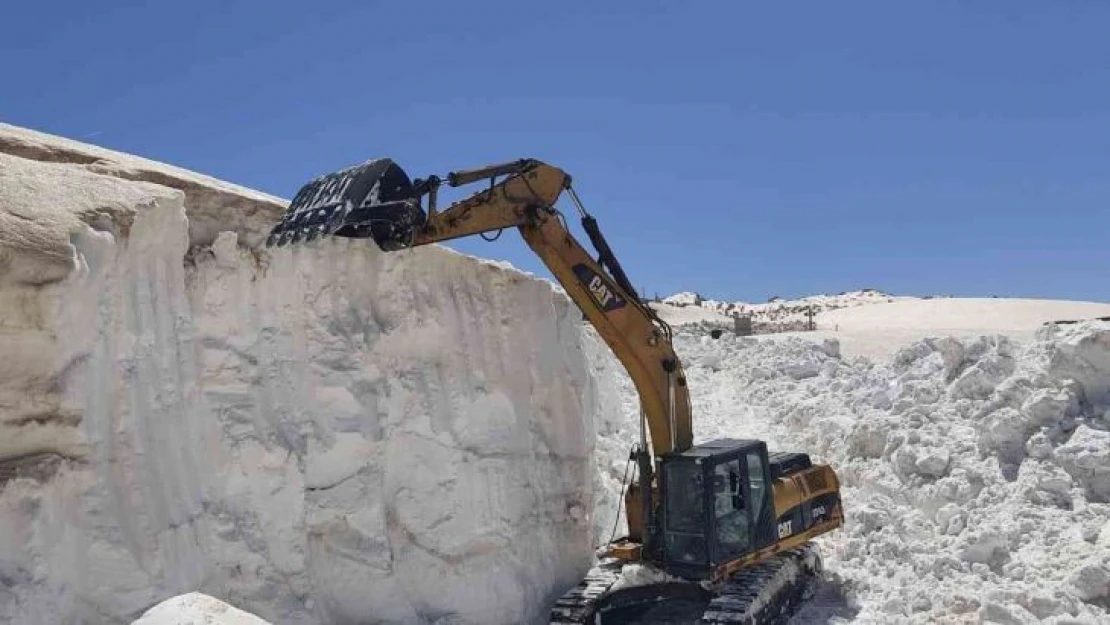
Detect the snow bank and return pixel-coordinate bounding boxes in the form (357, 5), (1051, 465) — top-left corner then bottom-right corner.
(600, 322), (1110, 623)
(0, 125), (609, 624)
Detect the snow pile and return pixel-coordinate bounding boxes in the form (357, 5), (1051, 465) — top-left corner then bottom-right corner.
(0, 124), (609, 624)
(131, 593), (271, 625)
(603, 321), (1110, 623)
(661, 291), (703, 307)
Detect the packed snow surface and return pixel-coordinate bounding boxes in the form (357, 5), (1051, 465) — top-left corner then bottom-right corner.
(0, 124), (609, 624)
(593, 321), (1110, 624)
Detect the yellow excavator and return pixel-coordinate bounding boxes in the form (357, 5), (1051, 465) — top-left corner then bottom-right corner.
(265, 157), (843, 623)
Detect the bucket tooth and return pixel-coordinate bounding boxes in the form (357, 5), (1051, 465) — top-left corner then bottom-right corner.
(323, 204), (350, 234)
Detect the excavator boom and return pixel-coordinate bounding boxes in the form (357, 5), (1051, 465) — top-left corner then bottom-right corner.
(268, 157), (693, 456)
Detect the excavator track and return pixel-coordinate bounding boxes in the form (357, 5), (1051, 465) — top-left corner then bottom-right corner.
(549, 558), (624, 623)
(549, 545), (821, 624)
(701, 544), (821, 624)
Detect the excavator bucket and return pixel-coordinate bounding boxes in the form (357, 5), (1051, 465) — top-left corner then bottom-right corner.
(265, 158), (426, 250)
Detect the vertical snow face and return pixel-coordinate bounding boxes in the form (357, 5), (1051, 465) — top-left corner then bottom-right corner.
(0, 126), (603, 625)
(186, 237), (600, 625)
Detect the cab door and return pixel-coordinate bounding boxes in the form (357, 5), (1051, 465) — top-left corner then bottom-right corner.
(711, 446), (777, 564)
(745, 447), (776, 550)
(711, 457), (750, 562)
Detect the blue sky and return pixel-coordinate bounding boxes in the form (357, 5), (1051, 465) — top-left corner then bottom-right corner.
(3, 1), (1107, 302)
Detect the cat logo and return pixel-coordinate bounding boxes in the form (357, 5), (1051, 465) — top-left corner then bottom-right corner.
(811, 505), (827, 519)
(572, 264), (626, 312)
(777, 520), (793, 539)
(588, 276), (615, 308)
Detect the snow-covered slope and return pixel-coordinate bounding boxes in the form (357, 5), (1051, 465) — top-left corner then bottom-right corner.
(653, 289), (914, 334)
(661, 289), (904, 312)
(720, 289), (910, 320)
(595, 322), (1110, 624)
(805, 298), (1110, 361)
(0, 124), (611, 624)
(657, 287), (1110, 361)
(820, 297), (1110, 333)
(662, 295), (1110, 364)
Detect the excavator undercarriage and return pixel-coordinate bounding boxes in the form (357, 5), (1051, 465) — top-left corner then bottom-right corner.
(552, 544), (821, 624)
(266, 157), (844, 624)
(548, 440), (841, 624)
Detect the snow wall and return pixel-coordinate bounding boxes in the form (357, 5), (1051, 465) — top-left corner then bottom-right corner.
(0, 124), (619, 624)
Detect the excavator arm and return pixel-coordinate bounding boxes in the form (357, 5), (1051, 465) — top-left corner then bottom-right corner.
(267, 157), (692, 458)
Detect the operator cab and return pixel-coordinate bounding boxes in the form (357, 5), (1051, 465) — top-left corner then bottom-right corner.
(660, 439), (781, 579)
